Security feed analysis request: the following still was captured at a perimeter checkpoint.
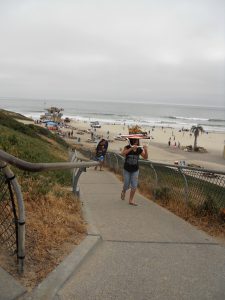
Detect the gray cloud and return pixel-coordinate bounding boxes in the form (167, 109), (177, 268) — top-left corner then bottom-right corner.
(0, 0), (224, 106)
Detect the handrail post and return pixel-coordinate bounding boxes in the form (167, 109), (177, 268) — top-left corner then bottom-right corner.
(72, 167), (86, 197)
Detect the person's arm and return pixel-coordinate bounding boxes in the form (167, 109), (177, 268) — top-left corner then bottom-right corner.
(122, 145), (136, 156)
(140, 145), (148, 159)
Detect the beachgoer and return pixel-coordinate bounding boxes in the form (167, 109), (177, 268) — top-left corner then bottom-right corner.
(94, 139), (108, 171)
(121, 138), (148, 206)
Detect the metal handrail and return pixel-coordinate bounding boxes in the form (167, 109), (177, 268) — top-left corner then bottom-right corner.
(0, 149), (98, 172)
(0, 149), (99, 273)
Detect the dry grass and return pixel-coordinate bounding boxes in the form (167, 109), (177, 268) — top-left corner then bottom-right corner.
(0, 184), (86, 290)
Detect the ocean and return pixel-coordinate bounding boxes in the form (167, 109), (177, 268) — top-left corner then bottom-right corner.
(0, 98), (225, 133)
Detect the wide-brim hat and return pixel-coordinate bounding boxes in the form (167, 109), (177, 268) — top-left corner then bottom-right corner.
(121, 134), (150, 140)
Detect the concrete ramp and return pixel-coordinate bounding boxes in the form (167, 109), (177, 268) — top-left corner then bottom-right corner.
(55, 169), (225, 300)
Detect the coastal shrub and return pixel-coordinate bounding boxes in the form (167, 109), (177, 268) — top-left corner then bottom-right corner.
(154, 186), (171, 202)
(8, 134), (19, 146)
(0, 126), (65, 162)
(28, 124), (68, 148)
(0, 113), (72, 190)
(0, 109), (32, 121)
(0, 111), (38, 138)
(0, 111), (68, 148)
(196, 194), (220, 215)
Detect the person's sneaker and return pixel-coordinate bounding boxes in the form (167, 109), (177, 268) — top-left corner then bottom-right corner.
(121, 190), (125, 200)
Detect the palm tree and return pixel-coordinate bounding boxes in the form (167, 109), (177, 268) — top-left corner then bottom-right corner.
(190, 125), (204, 151)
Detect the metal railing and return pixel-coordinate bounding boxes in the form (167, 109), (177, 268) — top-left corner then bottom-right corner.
(0, 149), (98, 273)
(79, 148), (225, 218)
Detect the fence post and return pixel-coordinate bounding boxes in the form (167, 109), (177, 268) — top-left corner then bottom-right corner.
(178, 166), (189, 203)
(108, 153), (112, 169)
(113, 153), (119, 172)
(105, 153), (110, 167)
(150, 163), (158, 200)
(117, 154), (124, 176)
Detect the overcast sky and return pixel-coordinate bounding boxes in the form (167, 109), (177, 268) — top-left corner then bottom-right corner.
(0, 0), (224, 106)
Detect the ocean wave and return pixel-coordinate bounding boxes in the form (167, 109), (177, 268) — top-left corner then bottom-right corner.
(160, 121), (177, 124)
(209, 118), (225, 122)
(16, 107), (225, 133)
(85, 112), (129, 117)
(199, 123), (225, 128)
(165, 116), (208, 121)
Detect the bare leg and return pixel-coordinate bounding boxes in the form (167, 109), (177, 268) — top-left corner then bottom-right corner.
(129, 188), (137, 205)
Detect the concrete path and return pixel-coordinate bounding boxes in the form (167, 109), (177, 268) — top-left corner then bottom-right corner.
(0, 267), (26, 300)
(55, 169), (225, 300)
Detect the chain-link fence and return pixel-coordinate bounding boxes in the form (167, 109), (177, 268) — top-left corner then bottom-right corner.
(79, 148), (225, 218)
(0, 170), (18, 256)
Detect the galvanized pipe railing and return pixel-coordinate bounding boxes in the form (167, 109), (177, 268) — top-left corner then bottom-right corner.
(0, 149), (98, 273)
(0, 149), (98, 172)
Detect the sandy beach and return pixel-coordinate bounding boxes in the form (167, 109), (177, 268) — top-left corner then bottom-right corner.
(61, 119), (225, 172)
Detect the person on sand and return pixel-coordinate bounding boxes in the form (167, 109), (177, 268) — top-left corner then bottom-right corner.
(121, 138), (148, 206)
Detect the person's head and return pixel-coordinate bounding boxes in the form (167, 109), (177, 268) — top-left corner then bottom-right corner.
(99, 139), (106, 145)
(129, 138), (139, 146)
